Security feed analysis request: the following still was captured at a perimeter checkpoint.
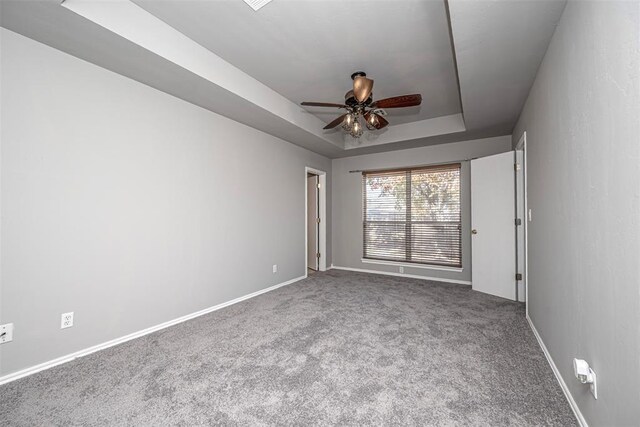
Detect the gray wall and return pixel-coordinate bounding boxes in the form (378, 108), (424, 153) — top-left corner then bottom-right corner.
(512, 2), (640, 425)
(332, 136), (512, 283)
(0, 29), (331, 376)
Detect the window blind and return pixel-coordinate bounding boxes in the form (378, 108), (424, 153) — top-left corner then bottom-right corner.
(362, 163), (462, 267)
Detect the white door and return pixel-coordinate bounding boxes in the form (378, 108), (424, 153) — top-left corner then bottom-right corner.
(471, 152), (516, 300)
(515, 148), (526, 302)
(307, 175), (319, 270)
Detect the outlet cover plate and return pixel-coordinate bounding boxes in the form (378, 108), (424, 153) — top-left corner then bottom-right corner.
(0, 323), (14, 343)
(61, 312), (74, 329)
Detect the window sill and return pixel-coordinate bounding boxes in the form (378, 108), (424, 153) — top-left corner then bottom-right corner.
(361, 258), (464, 273)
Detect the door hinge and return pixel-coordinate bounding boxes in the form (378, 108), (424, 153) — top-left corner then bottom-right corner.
(317, 183), (321, 189)
(515, 218), (522, 226)
(516, 273), (523, 281)
(316, 218), (321, 224)
(316, 252), (321, 259)
(514, 163), (521, 171)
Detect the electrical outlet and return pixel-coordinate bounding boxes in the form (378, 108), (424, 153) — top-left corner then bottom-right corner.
(272, 264), (277, 273)
(61, 312), (74, 329)
(0, 323), (14, 344)
(399, 266), (404, 274)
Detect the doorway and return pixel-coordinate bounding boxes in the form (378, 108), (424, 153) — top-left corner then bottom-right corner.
(305, 167), (327, 274)
(307, 173), (319, 272)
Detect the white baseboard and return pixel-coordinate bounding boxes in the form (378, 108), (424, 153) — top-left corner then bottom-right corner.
(526, 315), (587, 427)
(0, 275), (306, 386)
(330, 265), (472, 285)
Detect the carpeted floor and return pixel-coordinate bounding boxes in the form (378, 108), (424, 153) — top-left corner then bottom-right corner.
(0, 270), (576, 426)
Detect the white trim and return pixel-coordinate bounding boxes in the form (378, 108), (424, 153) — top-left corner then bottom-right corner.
(361, 258), (463, 273)
(0, 275), (306, 386)
(527, 315), (587, 427)
(305, 167), (327, 272)
(331, 265), (471, 285)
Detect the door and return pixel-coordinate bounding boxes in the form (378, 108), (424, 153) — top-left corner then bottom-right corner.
(471, 152), (516, 300)
(307, 174), (319, 270)
(515, 147), (526, 302)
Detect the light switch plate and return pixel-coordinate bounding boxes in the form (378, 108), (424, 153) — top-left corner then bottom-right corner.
(0, 323), (14, 343)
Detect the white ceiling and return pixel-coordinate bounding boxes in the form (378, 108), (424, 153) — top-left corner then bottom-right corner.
(448, 0), (567, 133)
(0, 0), (566, 158)
(133, 0), (462, 126)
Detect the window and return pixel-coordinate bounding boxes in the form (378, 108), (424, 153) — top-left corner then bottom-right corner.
(362, 163), (462, 267)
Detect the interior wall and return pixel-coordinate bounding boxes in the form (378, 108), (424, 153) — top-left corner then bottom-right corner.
(331, 136), (512, 283)
(0, 28), (331, 376)
(512, 2), (640, 425)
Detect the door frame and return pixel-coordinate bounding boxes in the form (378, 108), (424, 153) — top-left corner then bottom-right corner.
(305, 167), (327, 274)
(515, 131), (529, 310)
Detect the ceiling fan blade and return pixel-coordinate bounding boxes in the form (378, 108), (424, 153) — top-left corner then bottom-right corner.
(376, 114), (389, 129)
(324, 114), (347, 130)
(353, 77), (374, 103)
(364, 111), (389, 130)
(301, 102), (346, 108)
(371, 94), (422, 109)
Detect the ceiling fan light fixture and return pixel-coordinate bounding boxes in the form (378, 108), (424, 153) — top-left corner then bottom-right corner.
(350, 118), (363, 138)
(365, 112), (379, 130)
(342, 113), (355, 131)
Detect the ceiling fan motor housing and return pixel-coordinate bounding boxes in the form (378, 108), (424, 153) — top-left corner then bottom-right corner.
(344, 90), (372, 107)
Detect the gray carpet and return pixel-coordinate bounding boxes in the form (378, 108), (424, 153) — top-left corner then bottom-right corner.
(0, 270), (576, 426)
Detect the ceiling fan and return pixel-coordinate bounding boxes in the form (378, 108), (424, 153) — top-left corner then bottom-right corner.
(301, 71), (422, 138)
